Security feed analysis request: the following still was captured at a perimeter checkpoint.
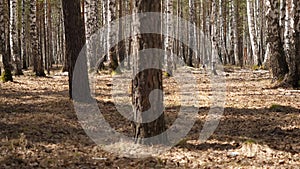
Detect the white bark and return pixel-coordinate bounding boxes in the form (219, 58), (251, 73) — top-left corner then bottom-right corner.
(247, 0), (260, 65)
(165, 0), (173, 75)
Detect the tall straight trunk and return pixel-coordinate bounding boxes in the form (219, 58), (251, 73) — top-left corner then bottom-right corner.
(126, 0), (133, 69)
(218, 0), (226, 64)
(132, 0), (167, 145)
(29, 0), (38, 73)
(36, 0), (45, 76)
(179, 0), (185, 64)
(279, 0), (286, 42)
(0, 0), (13, 81)
(84, 0), (98, 70)
(211, 0), (218, 74)
(246, 0), (260, 66)
(165, 0), (173, 75)
(265, 0), (288, 81)
(281, 0), (300, 87)
(118, 0), (125, 67)
(46, 0), (53, 73)
(21, 0), (28, 69)
(228, 0), (235, 64)
(108, 0), (119, 72)
(187, 0), (195, 67)
(11, 0), (23, 75)
(62, 0), (90, 100)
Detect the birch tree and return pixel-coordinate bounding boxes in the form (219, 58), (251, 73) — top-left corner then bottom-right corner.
(265, 0), (288, 81)
(281, 0), (300, 87)
(246, 0), (260, 66)
(108, 0), (119, 72)
(0, 0), (13, 81)
(10, 0), (23, 75)
(132, 0), (167, 144)
(187, 0), (195, 67)
(165, 0), (174, 75)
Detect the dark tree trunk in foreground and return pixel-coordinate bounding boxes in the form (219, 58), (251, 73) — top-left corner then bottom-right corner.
(265, 0), (288, 82)
(62, 0), (90, 100)
(132, 0), (167, 145)
(0, 0), (13, 82)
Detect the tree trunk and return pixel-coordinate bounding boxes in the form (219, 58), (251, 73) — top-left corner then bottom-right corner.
(246, 0), (261, 66)
(0, 0), (13, 82)
(187, 0), (195, 67)
(281, 0), (300, 87)
(108, 0), (119, 72)
(265, 0), (288, 81)
(11, 0), (23, 75)
(132, 0), (167, 145)
(62, 0), (90, 100)
(36, 0), (45, 76)
(165, 0), (173, 75)
(118, 0), (125, 67)
(211, 0), (218, 75)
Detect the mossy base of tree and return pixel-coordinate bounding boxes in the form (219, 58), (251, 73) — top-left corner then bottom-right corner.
(163, 71), (172, 77)
(111, 69), (122, 76)
(1, 69), (13, 82)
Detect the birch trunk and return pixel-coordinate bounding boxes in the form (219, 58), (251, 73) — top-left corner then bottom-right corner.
(132, 0), (167, 145)
(265, 0), (288, 81)
(246, 0), (260, 66)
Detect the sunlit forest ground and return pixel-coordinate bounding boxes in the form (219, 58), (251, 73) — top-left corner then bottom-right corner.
(1, 66), (299, 168)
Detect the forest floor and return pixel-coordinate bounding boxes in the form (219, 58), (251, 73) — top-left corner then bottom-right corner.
(0, 66), (300, 168)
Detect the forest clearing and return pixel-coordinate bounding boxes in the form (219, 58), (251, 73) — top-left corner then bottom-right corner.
(1, 0), (300, 168)
(1, 67), (299, 168)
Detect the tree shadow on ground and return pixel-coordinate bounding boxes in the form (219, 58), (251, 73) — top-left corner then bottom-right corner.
(177, 106), (300, 154)
(1, 88), (299, 154)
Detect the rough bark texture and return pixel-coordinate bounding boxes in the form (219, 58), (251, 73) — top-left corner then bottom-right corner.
(29, 0), (38, 73)
(247, 0), (260, 66)
(211, 0), (218, 74)
(165, 0), (173, 75)
(187, 0), (195, 67)
(108, 0), (119, 72)
(132, 0), (167, 145)
(0, 0), (13, 82)
(265, 0), (288, 81)
(62, 0), (89, 100)
(282, 0), (300, 87)
(11, 0), (23, 75)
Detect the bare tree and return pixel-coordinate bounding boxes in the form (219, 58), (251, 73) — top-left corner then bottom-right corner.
(0, 0), (13, 82)
(132, 0), (167, 144)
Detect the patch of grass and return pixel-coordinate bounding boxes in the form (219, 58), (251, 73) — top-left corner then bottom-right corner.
(244, 139), (256, 145)
(270, 104), (281, 110)
(269, 104), (286, 112)
(260, 65), (268, 70)
(252, 65), (260, 71)
(111, 69), (122, 76)
(163, 71), (171, 77)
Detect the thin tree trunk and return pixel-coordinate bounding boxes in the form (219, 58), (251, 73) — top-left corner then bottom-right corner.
(187, 0), (195, 67)
(108, 0), (119, 72)
(246, 0), (261, 66)
(165, 0), (173, 75)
